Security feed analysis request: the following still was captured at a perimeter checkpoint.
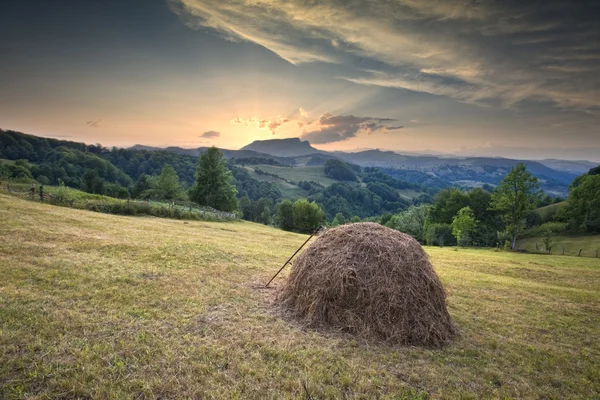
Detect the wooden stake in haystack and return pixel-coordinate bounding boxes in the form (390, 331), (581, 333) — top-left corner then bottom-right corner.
(278, 222), (458, 347)
(265, 225), (323, 288)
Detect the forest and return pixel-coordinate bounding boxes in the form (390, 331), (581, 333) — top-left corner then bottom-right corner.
(1, 129), (598, 247)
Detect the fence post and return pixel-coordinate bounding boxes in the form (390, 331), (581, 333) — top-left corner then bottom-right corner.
(562, 246), (565, 255)
(30, 185), (35, 200)
(596, 249), (598, 258)
(578, 249), (583, 257)
(39, 185), (44, 202)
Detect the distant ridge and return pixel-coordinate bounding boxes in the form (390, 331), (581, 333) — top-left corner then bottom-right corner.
(240, 138), (322, 157)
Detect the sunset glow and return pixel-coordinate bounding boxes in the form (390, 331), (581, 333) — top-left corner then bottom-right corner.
(1, 0), (599, 160)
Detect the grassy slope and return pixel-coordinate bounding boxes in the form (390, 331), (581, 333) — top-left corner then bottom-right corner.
(252, 165), (426, 200)
(1, 194), (599, 399)
(254, 164), (339, 187)
(535, 202), (565, 220)
(518, 235), (600, 257)
(243, 167), (309, 200)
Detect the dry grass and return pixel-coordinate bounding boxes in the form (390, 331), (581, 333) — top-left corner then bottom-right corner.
(280, 223), (457, 346)
(1, 193), (599, 399)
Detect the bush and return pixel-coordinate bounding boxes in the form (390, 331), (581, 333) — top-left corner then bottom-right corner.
(292, 199), (325, 234)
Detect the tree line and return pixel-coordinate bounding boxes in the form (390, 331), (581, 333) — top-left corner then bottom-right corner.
(2, 129), (597, 243)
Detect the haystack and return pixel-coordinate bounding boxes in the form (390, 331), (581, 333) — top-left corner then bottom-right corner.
(279, 222), (457, 346)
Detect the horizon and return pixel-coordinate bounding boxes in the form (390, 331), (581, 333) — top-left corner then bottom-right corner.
(4, 128), (599, 164)
(1, 1), (599, 161)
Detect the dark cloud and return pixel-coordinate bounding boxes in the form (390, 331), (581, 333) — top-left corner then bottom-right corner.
(300, 113), (401, 144)
(200, 130), (220, 138)
(174, 0), (600, 112)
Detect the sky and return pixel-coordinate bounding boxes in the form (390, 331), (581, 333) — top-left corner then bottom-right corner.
(1, 0), (599, 161)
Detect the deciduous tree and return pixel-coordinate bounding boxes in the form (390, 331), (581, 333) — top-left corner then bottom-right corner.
(491, 163), (542, 249)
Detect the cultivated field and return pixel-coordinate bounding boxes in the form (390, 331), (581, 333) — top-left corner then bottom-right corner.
(1, 194), (599, 399)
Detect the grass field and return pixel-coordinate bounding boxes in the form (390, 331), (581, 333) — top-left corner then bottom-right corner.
(1, 194), (599, 399)
(518, 235), (600, 258)
(247, 165), (426, 200)
(253, 164), (339, 187)
(243, 167), (309, 200)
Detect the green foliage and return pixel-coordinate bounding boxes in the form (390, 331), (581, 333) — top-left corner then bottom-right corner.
(292, 199), (325, 233)
(566, 173), (600, 233)
(524, 222), (568, 237)
(426, 187), (500, 247)
(312, 182), (410, 220)
(143, 165), (187, 201)
(81, 169), (105, 194)
(229, 164), (282, 203)
(491, 163), (542, 249)
(542, 230), (553, 253)
(386, 205), (430, 242)
(190, 147), (238, 212)
(0, 159), (36, 183)
(349, 215), (361, 223)
(452, 207), (478, 247)
(323, 159), (358, 181)
(332, 212), (346, 226)
(427, 188), (471, 224)
(425, 223), (455, 247)
(104, 182), (130, 199)
(132, 174), (151, 199)
(276, 199), (294, 231)
(240, 197), (273, 225)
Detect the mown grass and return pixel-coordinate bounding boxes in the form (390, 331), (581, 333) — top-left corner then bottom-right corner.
(1, 194), (599, 399)
(518, 235), (600, 258)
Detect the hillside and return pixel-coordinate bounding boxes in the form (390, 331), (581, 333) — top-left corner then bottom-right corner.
(1, 195), (599, 398)
(131, 137), (583, 196)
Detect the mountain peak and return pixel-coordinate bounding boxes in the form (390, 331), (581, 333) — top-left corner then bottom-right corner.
(240, 137), (321, 157)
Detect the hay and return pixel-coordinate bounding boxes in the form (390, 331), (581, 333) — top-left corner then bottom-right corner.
(279, 222), (457, 347)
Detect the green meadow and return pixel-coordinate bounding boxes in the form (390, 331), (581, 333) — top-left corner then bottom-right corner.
(1, 194), (599, 399)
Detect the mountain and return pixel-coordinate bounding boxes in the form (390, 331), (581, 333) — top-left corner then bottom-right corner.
(538, 159), (598, 175)
(130, 144), (297, 165)
(131, 138), (582, 196)
(240, 138), (321, 157)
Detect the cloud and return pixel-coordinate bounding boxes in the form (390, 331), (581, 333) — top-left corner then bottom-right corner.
(299, 107), (309, 117)
(300, 113), (401, 144)
(171, 0), (600, 111)
(231, 116), (290, 134)
(86, 119), (102, 128)
(200, 130), (220, 138)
